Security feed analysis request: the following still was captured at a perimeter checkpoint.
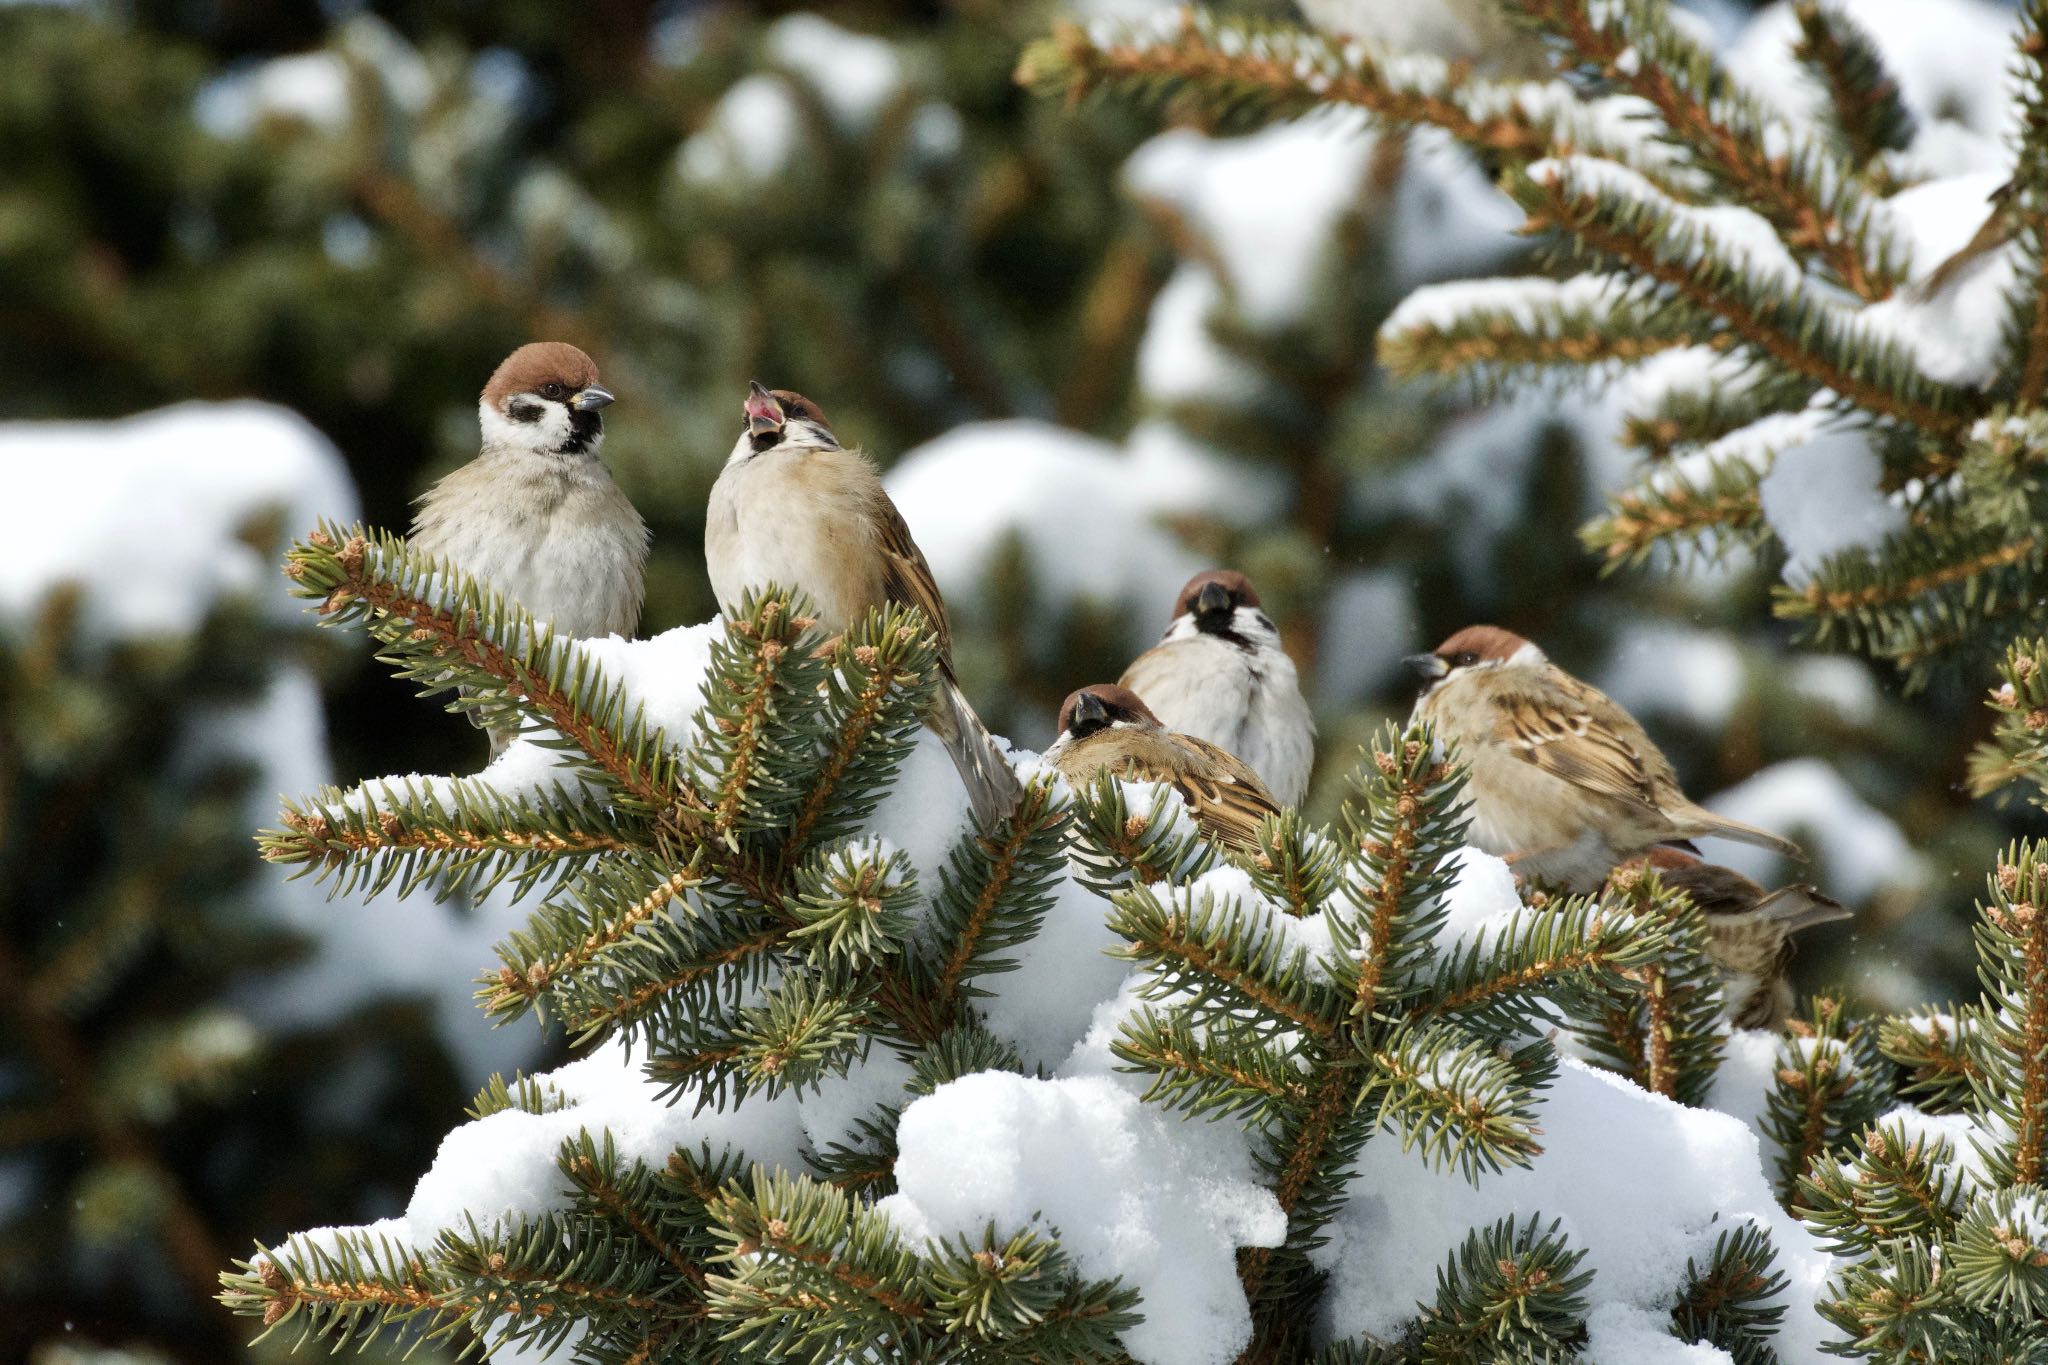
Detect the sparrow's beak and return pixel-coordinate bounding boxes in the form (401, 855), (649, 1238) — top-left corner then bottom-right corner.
(572, 384), (615, 412)
(1404, 652), (1448, 682)
(1071, 691), (1109, 730)
(745, 381), (785, 438)
(1194, 581), (1232, 620)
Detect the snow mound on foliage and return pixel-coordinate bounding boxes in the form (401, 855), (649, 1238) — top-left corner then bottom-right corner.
(881, 1072), (1287, 1365)
(0, 401), (357, 640)
(1315, 1057), (1836, 1355)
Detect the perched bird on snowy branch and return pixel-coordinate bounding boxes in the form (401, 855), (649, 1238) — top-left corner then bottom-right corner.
(705, 382), (1022, 830)
(1407, 625), (1802, 891)
(410, 342), (649, 758)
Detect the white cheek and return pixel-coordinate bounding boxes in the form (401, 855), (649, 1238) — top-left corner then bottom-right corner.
(479, 399), (575, 451)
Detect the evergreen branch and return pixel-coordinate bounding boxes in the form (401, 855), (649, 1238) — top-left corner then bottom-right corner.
(1415, 1215), (1593, 1361)
(219, 1231), (462, 1350)
(1113, 1006), (1309, 1124)
(480, 859), (705, 1024)
(282, 525), (684, 812)
(541, 911), (783, 1044)
(1426, 894), (1669, 1036)
(1379, 275), (1704, 395)
(919, 780), (1068, 1022)
(1775, 523), (2044, 674)
(1878, 1009), (1984, 1112)
(1017, 10), (1691, 191)
(2009, 5), (2048, 406)
(1511, 159), (1976, 440)
(560, 1133), (711, 1297)
(1946, 1188), (2048, 1319)
(1111, 881), (1343, 1040)
(1063, 771), (1218, 894)
(1616, 366), (1816, 462)
(1367, 1023), (1547, 1183)
(1761, 999), (1889, 1207)
(1667, 1222), (1788, 1363)
(690, 589), (836, 841)
(1511, 0), (1903, 299)
(1583, 447), (1772, 569)
(1245, 811), (1344, 920)
(1968, 638), (2048, 804)
(779, 606), (939, 858)
(1332, 731), (1468, 1022)
(1801, 1120), (1970, 1257)
(1790, 1), (1915, 170)
(261, 775), (637, 903)
(1975, 844), (2048, 1186)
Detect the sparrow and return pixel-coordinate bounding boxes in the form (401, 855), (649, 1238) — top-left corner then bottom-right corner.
(704, 383), (1022, 829)
(1406, 625), (1802, 892)
(410, 342), (649, 757)
(1044, 684), (1281, 853)
(1612, 847), (1851, 1030)
(1118, 570), (1315, 807)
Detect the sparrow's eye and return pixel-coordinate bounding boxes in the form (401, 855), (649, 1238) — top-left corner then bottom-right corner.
(539, 382), (567, 400)
(1449, 650), (1480, 668)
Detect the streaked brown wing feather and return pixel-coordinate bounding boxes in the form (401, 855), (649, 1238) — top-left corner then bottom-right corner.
(1167, 736), (1281, 850)
(1493, 679), (1668, 811)
(868, 489), (954, 663)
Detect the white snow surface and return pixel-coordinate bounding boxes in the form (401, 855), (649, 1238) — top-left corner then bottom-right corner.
(1758, 427), (1906, 585)
(0, 402), (357, 639)
(881, 1073), (1287, 1365)
(1315, 1057), (1836, 1357)
(677, 74), (802, 186)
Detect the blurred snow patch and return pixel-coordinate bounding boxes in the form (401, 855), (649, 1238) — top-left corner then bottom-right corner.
(1758, 428), (1905, 585)
(1137, 266), (1260, 403)
(677, 74), (800, 186)
(1315, 1057), (1836, 1357)
(0, 402), (357, 640)
(886, 419), (1280, 654)
(1433, 847), (1524, 948)
(1786, 654), (1881, 728)
(880, 1072), (1286, 1365)
(1706, 758), (1923, 903)
(196, 51), (351, 137)
(766, 13), (903, 133)
(1598, 623), (1744, 729)
(1127, 115), (1374, 328)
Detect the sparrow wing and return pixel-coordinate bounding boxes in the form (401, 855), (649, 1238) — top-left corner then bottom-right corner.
(868, 490), (955, 663)
(1492, 676), (1672, 813)
(1167, 736), (1282, 851)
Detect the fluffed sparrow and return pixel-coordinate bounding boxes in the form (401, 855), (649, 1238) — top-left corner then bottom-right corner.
(1406, 625), (1802, 892)
(1118, 570), (1315, 807)
(704, 383), (1022, 829)
(410, 342), (649, 757)
(1614, 847), (1850, 1030)
(1044, 684), (1281, 853)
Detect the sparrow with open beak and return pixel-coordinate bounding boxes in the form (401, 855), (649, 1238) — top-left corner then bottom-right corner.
(705, 382), (1022, 829)
(1612, 847), (1851, 1029)
(1044, 684), (1281, 852)
(410, 342), (648, 758)
(1118, 570), (1315, 807)
(1406, 625), (1802, 892)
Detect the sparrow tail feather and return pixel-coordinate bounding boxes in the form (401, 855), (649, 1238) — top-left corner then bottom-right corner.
(1750, 884), (1853, 935)
(929, 678), (1024, 830)
(1687, 809), (1804, 862)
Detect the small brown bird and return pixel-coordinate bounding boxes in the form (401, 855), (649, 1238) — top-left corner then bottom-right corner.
(704, 383), (1021, 829)
(1407, 625), (1801, 892)
(1118, 570), (1315, 807)
(1614, 847), (1851, 1030)
(411, 342), (649, 757)
(1044, 684), (1281, 852)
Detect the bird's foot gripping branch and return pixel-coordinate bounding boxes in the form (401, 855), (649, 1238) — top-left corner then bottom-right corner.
(226, 526), (2048, 1363)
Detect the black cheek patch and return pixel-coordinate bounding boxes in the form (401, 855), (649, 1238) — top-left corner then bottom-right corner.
(508, 397), (545, 424)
